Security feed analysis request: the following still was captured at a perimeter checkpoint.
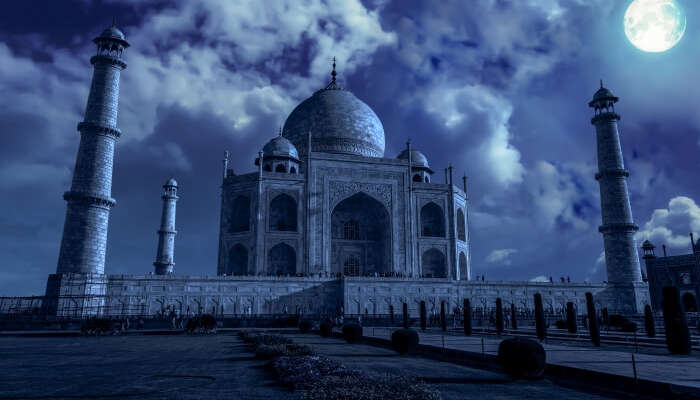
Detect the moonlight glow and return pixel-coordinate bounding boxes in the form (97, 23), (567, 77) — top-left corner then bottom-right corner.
(624, 0), (686, 52)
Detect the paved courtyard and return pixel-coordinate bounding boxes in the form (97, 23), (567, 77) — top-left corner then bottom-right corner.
(366, 327), (700, 390)
(0, 333), (294, 400)
(0, 331), (629, 400)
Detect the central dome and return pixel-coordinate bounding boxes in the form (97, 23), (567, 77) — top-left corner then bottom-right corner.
(282, 85), (385, 158)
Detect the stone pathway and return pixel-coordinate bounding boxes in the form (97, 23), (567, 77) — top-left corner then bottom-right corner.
(366, 327), (700, 389)
(0, 333), (294, 400)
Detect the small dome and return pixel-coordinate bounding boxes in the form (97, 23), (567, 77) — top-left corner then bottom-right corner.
(100, 26), (125, 40)
(593, 87), (614, 101)
(93, 25), (130, 48)
(165, 178), (178, 187)
(641, 240), (654, 248)
(397, 149), (429, 167)
(263, 136), (299, 160)
(589, 81), (618, 107)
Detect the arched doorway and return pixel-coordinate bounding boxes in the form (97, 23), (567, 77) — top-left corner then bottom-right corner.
(459, 252), (467, 280)
(331, 192), (391, 276)
(421, 202), (445, 237)
(422, 248), (446, 278)
(269, 194), (297, 231)
(682, 292), (698, 312)
(227, 244), (248, 275)
(268, 243), (296, 275)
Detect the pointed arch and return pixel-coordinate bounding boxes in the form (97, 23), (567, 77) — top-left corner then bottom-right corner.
(331, 192), (391, 276)
(269, 194), (297, 231)
(459, 252), (467, 280)
(227, 244), (248, 275)
(268, 243), (296, 275)
(421, 202), (445, 237)
(457, 208), (466, 242)
(422, 248), (446, 278)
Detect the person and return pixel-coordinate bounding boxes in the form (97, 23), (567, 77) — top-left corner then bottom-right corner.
(138, 318), (144, 330)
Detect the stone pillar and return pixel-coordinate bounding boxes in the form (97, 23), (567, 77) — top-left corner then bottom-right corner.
(589, 82), (647, 313)
(56, 25), (129, 275)
(154, 178), (179, 274)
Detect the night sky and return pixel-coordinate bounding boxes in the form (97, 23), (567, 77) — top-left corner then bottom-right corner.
(1, 0), (699, 296)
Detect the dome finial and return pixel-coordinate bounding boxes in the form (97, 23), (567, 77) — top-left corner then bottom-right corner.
(331, 57), (337, 84)
(278, 126), (282, 137)
(600, 79), (603, 89)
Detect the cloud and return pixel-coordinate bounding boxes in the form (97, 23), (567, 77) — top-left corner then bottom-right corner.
(114, 0), (397, 142)
(485, 248), (518, 265)
(584, 251), (606, 282)
(424, 84), (524, 186)
(525, 160), (598, 231)
(635, 196), (700, 251)
(529, 275), (549, 282)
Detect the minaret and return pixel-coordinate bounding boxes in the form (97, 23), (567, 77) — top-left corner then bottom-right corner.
(589, 82), (642, 285)
(55, 24), (129, 275)
(154, 178), (179, 275)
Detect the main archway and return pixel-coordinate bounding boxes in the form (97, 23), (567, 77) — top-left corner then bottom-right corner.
(331, 192), (391, 276)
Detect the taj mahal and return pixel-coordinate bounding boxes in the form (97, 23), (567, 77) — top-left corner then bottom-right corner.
(28, 24), (652, 318)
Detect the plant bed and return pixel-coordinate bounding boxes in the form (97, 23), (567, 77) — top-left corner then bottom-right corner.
(497, 337), (546, 380)
(271, 355), (440, 399)
(319, 320), (333, 337)
(185, 314), (217, 334)
(299, 319), (313, 333)
(391, 328), (419, 354)
(255, 343), (315, 360)
(272, 355), (359, 390)
(342, 323), (363, 343)
(303, 373), (441, 400)
(238, 331), (293, 347)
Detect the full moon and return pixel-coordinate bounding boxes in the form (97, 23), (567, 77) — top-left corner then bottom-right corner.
(624, 0), (686, 52)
